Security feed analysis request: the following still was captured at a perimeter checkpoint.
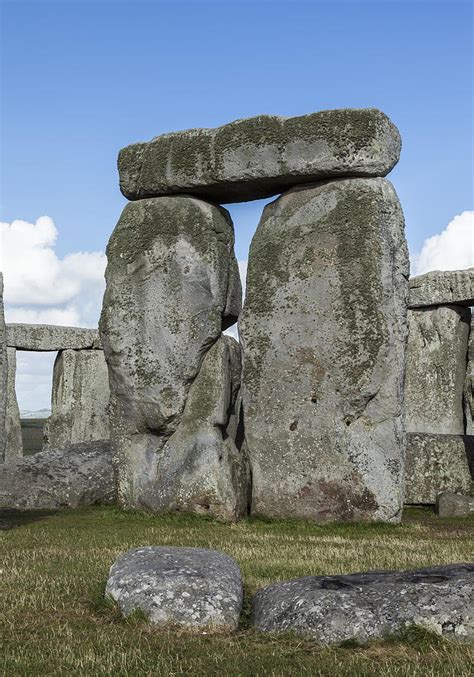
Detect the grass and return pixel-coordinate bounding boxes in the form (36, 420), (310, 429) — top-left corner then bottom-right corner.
(1, 506), (473, 676)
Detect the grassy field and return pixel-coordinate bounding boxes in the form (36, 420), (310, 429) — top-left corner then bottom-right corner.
(1, 506), (473, 676)
(20, 419), (45, 456)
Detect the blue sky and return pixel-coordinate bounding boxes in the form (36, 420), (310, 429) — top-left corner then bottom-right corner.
(1, 0), (473, 409)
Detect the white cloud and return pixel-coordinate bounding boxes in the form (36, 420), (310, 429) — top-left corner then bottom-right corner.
(411, 211), (474, 276)
(224, 259), (248, 342)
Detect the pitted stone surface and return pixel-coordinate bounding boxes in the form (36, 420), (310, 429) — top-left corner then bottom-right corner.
(409, 268), (474, 308)
(465, 313), (474, 435)
(239, 177), (409, 522)
(405, 434), (473, 504)
(0, 275), (7, 462)
(5, 348), (22, 460)
(6, 323), (101, 351)
(0, 441), (114, 509)
(99, 196), (242, 513)
(43, 349), (110, 449)
(436, 492), (474, 518)
(405, 307), (470, 435)
(106, 546), (243, 631)
(252, 564), (474, 644)
(118, 108), (401, 203)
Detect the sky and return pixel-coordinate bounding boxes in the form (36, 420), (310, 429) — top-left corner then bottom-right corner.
(0, 0), (473, 410)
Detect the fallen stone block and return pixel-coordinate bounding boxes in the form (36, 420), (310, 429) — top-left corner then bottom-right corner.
(409, 269), (474, 308)
(252, 564), (474, 644)
(436, 492), (474, 518)
(118, 108), (401, 203)
(405, 433), (473, 504)
(106, 546), (243, 631)
(6, 323), (101, 351)
(0, 441), (114, 509)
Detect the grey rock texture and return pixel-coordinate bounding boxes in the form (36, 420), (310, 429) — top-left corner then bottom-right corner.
(6, 323), (101, 351)
(405, 434), (473, 504)
(252, 564), (474, 644)
(119, 109), (401, 204)
(409, 268), (474, 308)
(465, 313), (474, 435)
(405, 306), (470, 435)
(239, 177), (409, 522)
(0, 275), (7, 462)
(106, 546), (243, 631)
(436, 492), (474, 518)
(5, 348), (22, 460)
(0, 440), (114, 509)
(43, 349), (110, 449)
(100, 196), (244, 517)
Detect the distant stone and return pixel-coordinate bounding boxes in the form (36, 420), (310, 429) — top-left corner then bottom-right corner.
(465, 313), (474, 435)
(43, 349), (110, 449)
(436, 492), (474, 518)
(100, 196), (243, 515)
(118, 108), (401, 204)
(409, 269), (474, 308)
(106, 546), (243, 631)
(0, 274), (7, 462)
(252, 564), (474, 644)
(239, 177), (409, 522)
(405, 434), (473, 504)
(405, 307), (470, 435)
(5, 348), (22, 460)
(6, 323), (101, 351)
(0, 441), (114, 509)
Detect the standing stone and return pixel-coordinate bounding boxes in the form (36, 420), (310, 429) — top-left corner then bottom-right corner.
(0, 274), (7, 462)
(239, 177), (409, 522)
(99, 196), (244, 517)
(465, 312), (473, 435)
(43, 349), (110, 449)
(5, 348), (22, 460)
(405, 306), (470, 435)
(118, 109), (401, 203)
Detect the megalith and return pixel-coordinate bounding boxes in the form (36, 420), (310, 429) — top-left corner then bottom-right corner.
(0, 274), (7, 462)
(99, 196), (246, 518)
(404, 306), (470, 435)
(239, 177), (409, 522)
(43, 348), (110, 449)
(464, 312), (473, 435)
(5, 347), (22, 460)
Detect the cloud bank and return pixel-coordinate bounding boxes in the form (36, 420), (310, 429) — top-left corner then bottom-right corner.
(411, 211), (473, 276)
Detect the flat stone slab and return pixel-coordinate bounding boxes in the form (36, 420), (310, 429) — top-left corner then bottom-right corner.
(409, 269), (474, 308)
(0, 441), (114, 509)
(436, 493), (474, 518)
(252, 564), (474, 644)
(118, 108), (401, 203)
(106, 546), (243, 631)
(405, 434), (473, 504)
(6, 324), (101, 351)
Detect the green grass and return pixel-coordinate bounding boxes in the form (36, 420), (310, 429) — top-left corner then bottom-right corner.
(1, 506), (473, 676)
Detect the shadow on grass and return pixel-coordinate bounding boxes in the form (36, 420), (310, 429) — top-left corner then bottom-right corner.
(0, 508), (57, 530)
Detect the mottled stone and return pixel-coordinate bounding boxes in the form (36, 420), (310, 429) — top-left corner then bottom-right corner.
(0, 441), (114, 509)
(43, 349), (110, 449)
(106, 546), (243, 631)
(119, 109), (401, 204)
(252, 564), (474, 644)
(99, 196), (243, 516)
(239, 178), (409, 522)
(5, 348), (22, 460)
(465, 313), (473, 435)
(405, 434), (473, 504)
(405, 307), (470, 435)
(409, 268), (474, 308)
(0, 274), (7, 462)
(436, 492), (474, 518)
(6, 323), (101, 351)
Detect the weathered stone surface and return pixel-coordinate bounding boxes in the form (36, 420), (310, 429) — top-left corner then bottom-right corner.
(409, 268), (474, 308)
(43, 349), (110, 449)
(436, 492), (474, 518)
(106, 546), (243, 631)
(0, 274), (7, 462)
(6, 323), (101, 351)
(465, 313), (474, 435)
(405, 306), (470, 435)
(119, 109), (401, 204)
(99, 196), (243, 516)
(405, 434), (473, 504)
(5, 348), (22, 460)
(239, 178), (409, 522)
(252, 564), (474, 644)
(0, 441), (114, 509)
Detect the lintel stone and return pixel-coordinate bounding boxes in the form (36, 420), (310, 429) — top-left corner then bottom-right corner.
(6, 324), (101, 351)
